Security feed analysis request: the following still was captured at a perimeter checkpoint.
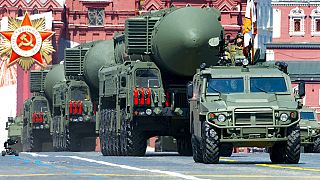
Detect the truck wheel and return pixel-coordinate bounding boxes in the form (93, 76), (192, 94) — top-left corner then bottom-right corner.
(31, 130), (42, 152)
(22, 126), (30, 152)
(99, 109), (107, 156)
(2, 151), (6, 156)
(126, 121), (147, 156)
(177, 136), (193, 156)
(52, 117), (59, 152)
(105, 110), (113, 155)
(202, 122), (219, 164)
(313, 136), (320, 153)
(111, 110), (121, 156)
(191, 135), (203, 163)
(119, 109), (128, 156)
(269, 142), (285, 163)
(285, 125), (300, 164)
(219, 143), (233, 157)
(66, 126), (81, 152)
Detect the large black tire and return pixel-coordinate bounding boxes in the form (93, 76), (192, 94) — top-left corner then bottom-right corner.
(313, 136), (320, 153)
(66, 125), (81, 152)
(219, 143), (233, 157)
(285, 125), (300, 164)
(177, 136), (193, 156)
(126, 121), (147, 156)
(99, 109), (108, 156)
(119, 109), (128, 156)
(106, 110), (113, 155)
(191, 135), (203, 163)
(22, 126), (41, 152)
(52, 116), (60, 152)
(269, 142), (285, 163)
(202, 122), (219, 164)
(111, 110), (121, 156)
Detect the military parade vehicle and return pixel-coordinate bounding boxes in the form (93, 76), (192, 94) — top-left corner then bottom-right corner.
(299, 108), (320, 153)
(21, 69), (53, 152)
(61, 6), (224, 156)
(44, 64), (96, 151)
(5, 116), (23, 153)
(189, 61), (305, 164)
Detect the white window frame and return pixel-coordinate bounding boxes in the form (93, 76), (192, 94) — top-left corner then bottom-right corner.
(311, 6), (320, 36)
(289, 7), (305, 36)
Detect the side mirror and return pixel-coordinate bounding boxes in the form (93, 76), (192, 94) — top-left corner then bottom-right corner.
(187, 82), (193, 99)
(8, 117), (14, 123)
(5, 122), (9, 129)
(298, 81), (305, 97)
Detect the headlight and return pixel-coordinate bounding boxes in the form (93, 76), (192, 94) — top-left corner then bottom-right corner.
(217, 114), (226, 122)
(280, 113), (288, 122)
(79, 116), (83, 121)
(242, 58), (249, 66)
(146, 109), (152, 115)
(312, 130), (316, 134)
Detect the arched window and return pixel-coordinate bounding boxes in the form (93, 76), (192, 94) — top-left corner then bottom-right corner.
(18, 8), (23, 17)
(32, 8), (39, 15)
(289, 7), (305, 36)
(311, 6), (320, 36)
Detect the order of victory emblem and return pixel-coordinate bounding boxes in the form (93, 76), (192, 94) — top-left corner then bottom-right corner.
(0, 12), (55, 71)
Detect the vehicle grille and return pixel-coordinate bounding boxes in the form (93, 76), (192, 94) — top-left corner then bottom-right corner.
(234, 108), (274, 126)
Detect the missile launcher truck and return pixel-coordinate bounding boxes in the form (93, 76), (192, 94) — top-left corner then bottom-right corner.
(61, 6), (224, 156)
(299, 108), (320, 153)
(101, 6), (224, 156)
(44, 64), (96, 151)
(21, 70), (53, 152)
(5, 116), (23, 152)
(189, 61), (305, 164)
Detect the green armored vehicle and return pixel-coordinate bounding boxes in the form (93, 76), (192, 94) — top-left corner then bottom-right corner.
(299, 108), (320, 153)
(190, 62), (304, 164)
(44, 64), (96, 151)
(5, 116), (23, 152)
(22, 70), (52, 152)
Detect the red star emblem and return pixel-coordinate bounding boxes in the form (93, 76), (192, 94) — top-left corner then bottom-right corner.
(0, 12), (54, 67)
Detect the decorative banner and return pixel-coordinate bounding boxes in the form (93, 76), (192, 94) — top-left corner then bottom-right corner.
(0, 12), (55, 71)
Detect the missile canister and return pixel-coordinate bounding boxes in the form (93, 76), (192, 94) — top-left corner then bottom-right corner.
(44, 64), (65, 102)
(121, 6), (224, 78)
(151, 7), (223, 77)
(83, 40), (116, 90)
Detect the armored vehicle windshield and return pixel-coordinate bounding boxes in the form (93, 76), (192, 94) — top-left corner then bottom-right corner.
(32, 100), (48, 112)
(135, 69), (160, 88)
(70, 87), (89, 100)
(207, 78), (244, 93)
(250, 77), (287, 93)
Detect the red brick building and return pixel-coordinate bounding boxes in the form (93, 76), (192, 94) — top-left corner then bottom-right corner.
(0, 0), (247, 115)
(266, 0), (320, 118)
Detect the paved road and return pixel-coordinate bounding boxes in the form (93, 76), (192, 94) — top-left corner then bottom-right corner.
(1, 151), (320, 180)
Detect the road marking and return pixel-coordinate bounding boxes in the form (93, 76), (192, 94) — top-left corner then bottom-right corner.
(257, 164), (320, 172)
(56, 155), (209, 180)
(221, 157), (320, 173)
(220, 157), (238, 162)
(0, 173), (320, 178)
(21, 152), (48, 157)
